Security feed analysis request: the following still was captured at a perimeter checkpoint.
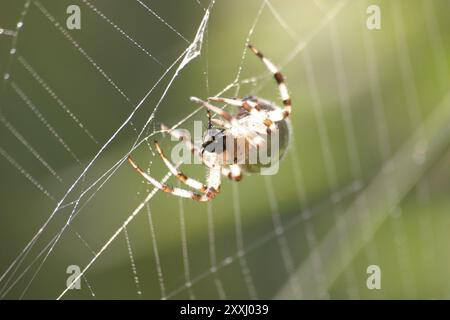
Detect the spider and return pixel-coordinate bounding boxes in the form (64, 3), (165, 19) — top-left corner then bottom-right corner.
(128, 44), (292, 202)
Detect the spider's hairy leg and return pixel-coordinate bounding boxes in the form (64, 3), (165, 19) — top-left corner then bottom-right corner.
(190, 97), (233, 122)
(208, 115), (263, 146)
(127, 155), (205, 200)
(161, 124), (201, 157)
(154, 140), (207, 192)
(222, 164), (243, 181)
(206, 109), (230, 129)
(191, 166), (222, 202)
(208, 97), (257, 112)
(247, 44), (292, 121)
(211, 118), (229, 128)
(192, 97), (267, 143)
(209, 96), (276, 132)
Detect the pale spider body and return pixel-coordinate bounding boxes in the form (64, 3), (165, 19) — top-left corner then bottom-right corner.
(128, 45), (293, 201)
(200, 96), (291, 174)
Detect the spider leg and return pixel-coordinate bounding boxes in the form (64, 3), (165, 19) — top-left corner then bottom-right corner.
(161, 123), (219, 170)
(161, 124), (201, 157)
(194, 166), (222, 201)
(247, 44), (291, 121)
(208, 97), (258, 113)
(190, 97), (233, 122)
(222, 164), (243, 181)
(128, 155), (202, 199)
(193, 97), (265, 147)
(154, 140), (207, 192)
(128, 156), (220, 202)
(208, 96), (276, 132)
(211, 118), (229, 128)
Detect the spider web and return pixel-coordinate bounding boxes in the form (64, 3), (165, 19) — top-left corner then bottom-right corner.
(1, 0), (450, 300)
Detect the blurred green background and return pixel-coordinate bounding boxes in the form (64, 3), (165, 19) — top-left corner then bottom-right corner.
(0, 0), (450, 299)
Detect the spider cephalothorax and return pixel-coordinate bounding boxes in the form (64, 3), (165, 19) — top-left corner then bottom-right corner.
(128, 44), (292, 201)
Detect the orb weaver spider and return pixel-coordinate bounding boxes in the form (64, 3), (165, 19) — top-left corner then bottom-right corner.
(128, 44), (292, 202)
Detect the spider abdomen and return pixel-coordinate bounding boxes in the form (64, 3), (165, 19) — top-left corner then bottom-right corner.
(238, 104), (291, 173)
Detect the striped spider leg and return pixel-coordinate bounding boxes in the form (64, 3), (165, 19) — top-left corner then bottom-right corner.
(207, 96), (276, 133)
(247, 44), (292, 122)
(206, 44), (292, 128)
(128, 149), (221, 201)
